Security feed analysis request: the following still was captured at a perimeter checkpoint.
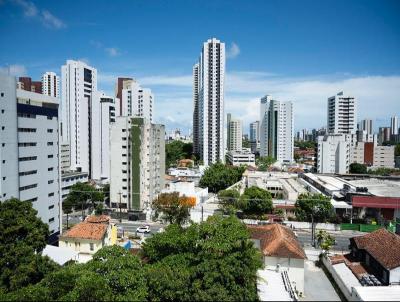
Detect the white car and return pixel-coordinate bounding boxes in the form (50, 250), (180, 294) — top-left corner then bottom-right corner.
(136, 225), (151, 233)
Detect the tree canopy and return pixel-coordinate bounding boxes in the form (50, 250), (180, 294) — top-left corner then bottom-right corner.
(239, 186), (273, 216)
(295, 193), (334, 222)
(294, 141), (317, 150)
(0, 198), (59, 293)
(199, 163), (245, 193)
(256, 156), (276, 171)
(152, 192), (195, 225)
(349, 163), (367, 174)
(165, 141), (193, 168)
(218, 189), (240, 214)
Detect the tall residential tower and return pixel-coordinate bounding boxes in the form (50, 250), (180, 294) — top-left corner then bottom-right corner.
(193, 38), (225, 165)
(327, 92), (357, 134)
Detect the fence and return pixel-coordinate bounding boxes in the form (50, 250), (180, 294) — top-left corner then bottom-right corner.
(340, 223), (395, 233)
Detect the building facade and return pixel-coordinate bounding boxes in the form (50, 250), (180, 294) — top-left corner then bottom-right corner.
(192, 63), (200, 155)
(118, 78), (153, 122)
(0, 74), (61, 242)
(351, 142), (395, 169)
(61, 60), (99, 179)
(42, 72), (60, 98)
(193, 38), (225, 165)
(250, 121), (260, 152)
(327, 92), (357, 134)
(227, 113), (242, 152)
(260, 96), (294, 163)
(391, 116), (399, 135)
(110, 117), (165, 212)
(317, 134), (351, 174)
(226, 151), (255, 166)
(358, 119), (373, 135)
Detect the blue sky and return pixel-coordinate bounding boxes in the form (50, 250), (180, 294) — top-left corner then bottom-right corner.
(1, 0), (400, 133)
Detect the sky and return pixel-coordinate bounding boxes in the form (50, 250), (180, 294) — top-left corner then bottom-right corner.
(1, 0), (400, 134)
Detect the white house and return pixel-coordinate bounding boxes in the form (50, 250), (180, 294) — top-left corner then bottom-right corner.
(248, 224), (307, 295)
(162, 180), (208, 205)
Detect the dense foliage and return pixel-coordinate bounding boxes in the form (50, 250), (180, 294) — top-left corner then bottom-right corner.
(165, 141), (193, 168)
(199, 163), (245, 193)
(239, 186), (273, 216)
(64, 182), (104, 219)
(0, 198), (59, 293)
(2, 216), (262, 301)
(152, 192), (194, 225)
(295, 193), (334, 222)
(349, 162), (368, 174)
(218, 189), (240, 214)
(294, 141), (317, 150)
(256, 156), (276, 171)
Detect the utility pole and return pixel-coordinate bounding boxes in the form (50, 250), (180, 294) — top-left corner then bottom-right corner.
(201, 205), (204, 222)
(118, 191), (122, 223)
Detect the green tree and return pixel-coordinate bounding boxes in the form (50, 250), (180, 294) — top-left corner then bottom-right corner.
(295, 193), (334, 222)
(395, 144), (400, 156)
(218, 189), (240, 214)
(199, 163), (245, 193)
(165, 141), (193, 168)
(152, 192), (193, 225)
(239, 186), (273, 217)
(242, 138), (251, 148)
(316, 230), (335, 255)
(102, 184), (110, 205)
(0, 198), (59, 293)
(294, 141), (317, 150)
(65, 182), (104, 220)
(256, 156), (276, 171)
(62, 198), (74, 229)
(349, 162), (367, 174)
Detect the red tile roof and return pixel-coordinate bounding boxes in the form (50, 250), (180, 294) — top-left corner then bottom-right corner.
(248, 224), (307, 260)
(60, 222), (108, 241)
(352, 228), (400, 270)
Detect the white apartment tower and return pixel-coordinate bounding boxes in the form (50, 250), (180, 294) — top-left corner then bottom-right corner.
(192, 63), (200, 155)
(358, 119), (373, 135)
(227, 113), (242, 152)
(110, 117), (165, 212)
(0, 74), (61, 243)
(193, 38), (225, 165)
(42, 72), (60, 98)
(327, 92), (357, 134)
(391, 116), (399, 135)
(260, 95), (294, 163)
(250, 121), (260, 152)
(61, 60), (99, 179)
(117, 78), (153, 122)
(317, 134), (351, 174)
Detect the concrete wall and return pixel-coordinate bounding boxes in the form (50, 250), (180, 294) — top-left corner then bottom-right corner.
(265, 256), (305, 294)
(390, 266), (400, 285)
(284, 221), (340, 231)
(322, 255), (354, 301)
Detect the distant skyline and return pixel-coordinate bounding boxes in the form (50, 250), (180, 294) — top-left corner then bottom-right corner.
(1, 0), (400, 133)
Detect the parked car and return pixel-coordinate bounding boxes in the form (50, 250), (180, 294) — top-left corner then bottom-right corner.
(136, 225), (151, 233)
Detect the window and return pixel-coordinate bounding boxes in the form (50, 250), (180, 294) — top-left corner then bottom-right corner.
(48, 167), (54, 171)
(90, 243), (94, 251)
(1, 143), (4, 147)
(48, 205), (54, 210)
(19, 184), (37, 191)
(47, 142), (53, 146)
(48, 192), (54, 197)
(18, 142), (37, 147)
(19, 170), (37, 176)
(19, 156), (37, 162)
(1, 93), (4, 97)
(18, 128), (36, 133)
(48, 154), (54, 158)
(24, 197), (38, 202)
(48, 180), (54, 184)
(48, 217), (55, 223)
(47, 129), (53, 133)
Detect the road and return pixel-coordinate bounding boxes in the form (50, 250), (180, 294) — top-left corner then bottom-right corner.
(295, 229), (365, 252)
(113, 220), (164, 238)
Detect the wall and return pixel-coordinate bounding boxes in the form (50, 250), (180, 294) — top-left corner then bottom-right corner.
(390, 266), (400, 285)
(265, 256), (305, 294)
(284, 221), (340, 231)
(322, 256), (353, 301)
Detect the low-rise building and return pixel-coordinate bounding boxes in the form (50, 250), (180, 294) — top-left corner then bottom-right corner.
(59, 215), (117, 263)
(248, 224), (307, 295)
(317, 134), (351, 174)
(162, 180), (208, 205)
(226, 151), (255, 166)
(61, 170), (89, 201)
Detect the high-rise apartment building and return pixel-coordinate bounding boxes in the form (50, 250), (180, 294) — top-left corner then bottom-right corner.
(227, 113), (242, 152)
(317, 134), (351, 174)
(61, 60), (99, 179)
(18, 77), (42, 93)
(260, 95), (294, 163)
(250, 121), (260, 152)
(42, 72), (60, 98)
(0, 74), (61, 243)
(351, 142), (394, 169)
(116, 78), (153, 122)
(327, 92), (357, 134)
(192, 63), (200, 155)
(358, 119), (373, 135)
(110, 117), (165, 213)
(378, 127), (392, 144)
(391, 116), (399, 135)
(193, 38), (225, 165)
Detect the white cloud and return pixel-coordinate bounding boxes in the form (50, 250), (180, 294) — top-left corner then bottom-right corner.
(140, 75), (192, 87)
(41, 10), (66, 29)
(105, 47), (120, 57)
(226, 42), (240, 59)
(12, 0), (66, 29)
(0, 64), (27, 76)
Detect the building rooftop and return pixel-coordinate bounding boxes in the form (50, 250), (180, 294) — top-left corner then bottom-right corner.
(352, 286), (400, 301)
(248, 224), (306, 260)
(348, 178), (400, 198)
(60, 221), (108, 241)
(351, 228), (400, 270)
(85, 215), (110, 224)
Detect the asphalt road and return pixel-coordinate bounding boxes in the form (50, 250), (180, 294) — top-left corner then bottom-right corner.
(295, 229), (364, 252)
